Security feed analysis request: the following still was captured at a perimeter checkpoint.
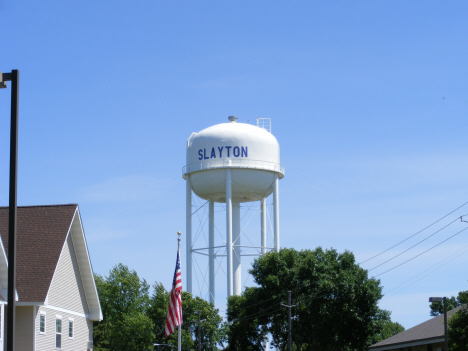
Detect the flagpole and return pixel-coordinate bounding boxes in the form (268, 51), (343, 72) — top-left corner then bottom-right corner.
(178, 232), (182, 351)
(178, 325), (182, 351)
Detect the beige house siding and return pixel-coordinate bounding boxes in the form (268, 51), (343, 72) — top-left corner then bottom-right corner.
(47, 235), (89, 314)
(15, 306), (35, 351)
(35, 305), (91, 351)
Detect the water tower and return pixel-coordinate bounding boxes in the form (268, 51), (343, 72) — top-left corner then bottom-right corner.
(183, 116), (284, 301)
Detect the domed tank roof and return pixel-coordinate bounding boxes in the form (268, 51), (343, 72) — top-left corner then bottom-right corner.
(183, 117), (284, 203)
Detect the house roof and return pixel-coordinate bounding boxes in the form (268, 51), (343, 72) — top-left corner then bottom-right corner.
(0, 204), (78, 303)
(370, 305), (464, 350)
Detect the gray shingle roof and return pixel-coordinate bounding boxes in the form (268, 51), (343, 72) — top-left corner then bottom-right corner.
(370, 305), (464, 349)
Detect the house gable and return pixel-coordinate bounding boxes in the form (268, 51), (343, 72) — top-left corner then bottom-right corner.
(0, 204), (101, 350)
(0, 205), (102, 320)
(45, 207), (102, 321)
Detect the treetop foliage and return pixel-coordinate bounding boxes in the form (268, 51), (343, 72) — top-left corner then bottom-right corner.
(93, 252), (406, 351)
(227, 247), (394, 351)
(448, 305), (468, 351)
(93, 263), (226, 351)
(94, 263), (154, 351)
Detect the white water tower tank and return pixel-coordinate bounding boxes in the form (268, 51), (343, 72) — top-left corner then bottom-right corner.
(184, 115), (284, 202)
(183, 116), (284, 299)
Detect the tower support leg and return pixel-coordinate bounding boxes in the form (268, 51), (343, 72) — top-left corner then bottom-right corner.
(226, 169), (233, 296)
(233, 202), (241, 295)
(261, 198), (267, 255)
(273, 174), (280, 252)
(186, 176), (192, 293)
(209, 200), (215, 303)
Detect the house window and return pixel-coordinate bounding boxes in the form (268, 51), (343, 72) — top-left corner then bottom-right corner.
(56, 318), (62, 349)
(68, 318), (74, 338)
(40, 314), (46, 333)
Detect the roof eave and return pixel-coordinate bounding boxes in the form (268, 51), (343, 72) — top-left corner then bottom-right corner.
(369, 337), (445, 350)
(70, 207), (103, 321)
(15, 301), (45, 306)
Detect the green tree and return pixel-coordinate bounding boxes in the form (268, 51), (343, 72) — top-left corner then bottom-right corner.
(448, 305), (468, 351)
(379, 320), (405, 341)
(369, 309), (405, 344)
(227, 248), (388, 351)
(148, 282), (228, 351)
(93, 263), (155, 351)
(226, 288), (268, 351)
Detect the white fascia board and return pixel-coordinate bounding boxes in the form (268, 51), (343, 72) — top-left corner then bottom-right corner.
(88, 308), (103, 321)
(71, 207), (103, 321)
(1, 290), (19, 302)
(0, 237), (9, 293)
(0, 224), (19, 302)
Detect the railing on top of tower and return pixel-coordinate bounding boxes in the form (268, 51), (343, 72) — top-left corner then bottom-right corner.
(182, 159), (285, 179)
(256, 118), (271, 133)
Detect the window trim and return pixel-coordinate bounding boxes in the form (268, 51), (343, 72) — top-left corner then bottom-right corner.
(39, 312), (46, 334)
(55, 316), (62, 349)
(68, 318), (74, 339)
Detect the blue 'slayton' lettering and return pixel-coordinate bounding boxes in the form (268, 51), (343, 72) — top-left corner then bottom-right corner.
(241, 147), (248, 157)
(197, 146), (248, 160)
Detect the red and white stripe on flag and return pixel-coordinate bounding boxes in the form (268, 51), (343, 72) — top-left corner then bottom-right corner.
(165, 247), (182, 337)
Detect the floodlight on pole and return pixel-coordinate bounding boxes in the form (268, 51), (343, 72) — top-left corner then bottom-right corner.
(429, 296), (448, 351)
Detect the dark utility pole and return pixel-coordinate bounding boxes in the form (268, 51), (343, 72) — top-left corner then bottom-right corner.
(194, 310), (206, 351)
(443, 297), (448, 351)
(1, 69), (19, 351)
(281, 291), (297, 351)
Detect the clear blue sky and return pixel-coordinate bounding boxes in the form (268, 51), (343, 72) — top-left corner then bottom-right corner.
(1, 1), (468, 330)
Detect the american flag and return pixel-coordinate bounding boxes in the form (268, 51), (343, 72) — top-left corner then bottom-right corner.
(165, 245), (182, 338)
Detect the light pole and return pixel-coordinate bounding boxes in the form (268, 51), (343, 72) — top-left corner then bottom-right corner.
(1, 69), (19, 351)
(429, 297), (448, 351)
